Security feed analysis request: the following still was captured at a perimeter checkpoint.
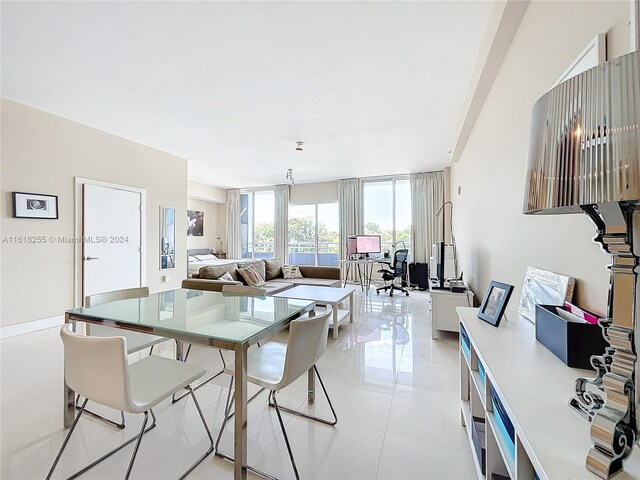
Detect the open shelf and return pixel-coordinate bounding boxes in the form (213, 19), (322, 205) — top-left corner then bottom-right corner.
(486, 412), (516, 479)
(471, 369), (486, 409)
(457, 307), (640, 480)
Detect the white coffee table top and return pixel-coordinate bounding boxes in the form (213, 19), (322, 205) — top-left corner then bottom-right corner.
(273, 285), (355, 303)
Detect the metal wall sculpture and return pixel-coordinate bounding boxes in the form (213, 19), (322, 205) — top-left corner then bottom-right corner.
(524, 50), (639, 478)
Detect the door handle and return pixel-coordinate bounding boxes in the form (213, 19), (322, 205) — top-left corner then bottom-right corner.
(84, 256), (100, 261)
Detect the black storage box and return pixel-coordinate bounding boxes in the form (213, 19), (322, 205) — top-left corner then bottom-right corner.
(471, 416), (486, 475)
(535, 305), (608, 370)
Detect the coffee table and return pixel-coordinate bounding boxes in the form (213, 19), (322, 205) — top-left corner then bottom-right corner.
(273, 285), (355, 339)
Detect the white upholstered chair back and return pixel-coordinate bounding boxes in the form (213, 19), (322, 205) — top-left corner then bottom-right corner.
(221, 285), (267, 297)
(60, 323), (132, 413)
(85, 287), (149, 307)
(278, 306), (332, 389)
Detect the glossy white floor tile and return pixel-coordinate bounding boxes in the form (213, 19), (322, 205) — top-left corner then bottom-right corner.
(0, 288), (476, 479)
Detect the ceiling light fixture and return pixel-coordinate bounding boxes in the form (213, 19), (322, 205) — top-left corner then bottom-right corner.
(296, 141), (304, 151)
(286, 168), (295, 186)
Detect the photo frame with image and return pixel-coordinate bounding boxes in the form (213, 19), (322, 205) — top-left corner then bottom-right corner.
(12, 192), (58, 219)
(478, 280), (514, 327)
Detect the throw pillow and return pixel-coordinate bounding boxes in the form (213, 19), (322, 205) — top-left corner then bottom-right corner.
(237, 265), (266, 287)
(282, 265), (303, 279)
(199, 263), (238, 281)
(264, 258), (283, 280)
(237, 261), (266, 282)
(218, 271), (235, 282)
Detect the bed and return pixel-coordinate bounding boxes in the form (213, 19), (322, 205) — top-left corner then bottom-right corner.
(187, 249), (259, 277)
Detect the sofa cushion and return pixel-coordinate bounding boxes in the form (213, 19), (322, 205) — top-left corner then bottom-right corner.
(237, 265), (266, 287)
(237, 260), (266, 281)
(279, 277), (341, 288)
(264, 258), (283, 280)
(298, 265), (341, 280)
(263, 281), (294, 295)
(200, 263), (239, 281)
(282, 265), (303, 279)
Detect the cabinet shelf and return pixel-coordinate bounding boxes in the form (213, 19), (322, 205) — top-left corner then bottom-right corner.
(456, 306), (640, 480)
(487, 412), (516, 479)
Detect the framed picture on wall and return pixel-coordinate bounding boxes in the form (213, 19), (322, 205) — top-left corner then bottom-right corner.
(478, 281), (514, 327)
(187, 210), (204, 236)
(12, 192), (58, 219)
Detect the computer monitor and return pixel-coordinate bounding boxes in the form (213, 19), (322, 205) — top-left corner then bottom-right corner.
(347, 235), (358, 255)
(356, 235), (381, 254)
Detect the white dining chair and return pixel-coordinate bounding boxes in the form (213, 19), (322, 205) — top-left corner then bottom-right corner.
(215, 306), (337, 479)
(47, 324), (214, 480)
(221, 284), (268, 297)
(80, 287), (170, 429)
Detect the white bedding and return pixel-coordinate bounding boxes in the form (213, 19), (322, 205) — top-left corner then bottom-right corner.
(188, 257), (260, 277)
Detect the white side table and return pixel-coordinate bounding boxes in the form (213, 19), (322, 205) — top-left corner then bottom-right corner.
(429, 287), (474, 339)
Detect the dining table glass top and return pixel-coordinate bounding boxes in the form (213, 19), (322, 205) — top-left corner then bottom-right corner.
(66, 289), (314, 344)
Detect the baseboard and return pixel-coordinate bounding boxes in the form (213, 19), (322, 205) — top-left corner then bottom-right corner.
(0, 315), (64, 339)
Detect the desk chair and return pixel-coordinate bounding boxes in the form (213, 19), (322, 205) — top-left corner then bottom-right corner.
(81, 287), (168, 429)
(215, 307), (337, 480)
(376, 248), (410, 297)
(47, 324), (213, 480)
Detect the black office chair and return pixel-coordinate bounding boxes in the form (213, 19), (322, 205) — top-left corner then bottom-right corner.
(376, 249), (409, 297)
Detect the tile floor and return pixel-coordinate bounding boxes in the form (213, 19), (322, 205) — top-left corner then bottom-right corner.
(0, 289), (476, 479)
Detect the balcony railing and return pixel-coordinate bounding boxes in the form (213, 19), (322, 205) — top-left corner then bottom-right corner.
(244, 241), (410, 265)
(244, 241), (340, 266)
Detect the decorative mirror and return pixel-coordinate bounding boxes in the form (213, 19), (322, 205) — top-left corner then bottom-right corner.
(160, 206), (176, 269)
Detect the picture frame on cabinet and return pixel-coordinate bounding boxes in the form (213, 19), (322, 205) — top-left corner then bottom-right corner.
(478, 281), (514, 327)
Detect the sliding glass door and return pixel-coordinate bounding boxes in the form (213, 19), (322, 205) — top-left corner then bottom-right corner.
(288, 202), (339, 266)
(241, 190), (275, 259)
(362, 178), (411, 255)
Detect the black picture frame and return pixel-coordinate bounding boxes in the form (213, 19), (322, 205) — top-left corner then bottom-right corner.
(477, 281), (514, 327)
(12, 191), (59, 219)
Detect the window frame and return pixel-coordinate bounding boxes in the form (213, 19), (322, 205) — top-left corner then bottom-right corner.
(288, 200), (339, 266)
(241, 187), (275, 259)
(362, 176), (411, 254)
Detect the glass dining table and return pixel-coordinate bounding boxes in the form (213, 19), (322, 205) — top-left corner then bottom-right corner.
(64, 288), (316, 480)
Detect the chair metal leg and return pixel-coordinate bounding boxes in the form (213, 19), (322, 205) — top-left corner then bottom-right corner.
(172, 349), (227, 403)
(268, 365), (338, 426)
(46, 398), (88, 480)
(272, 392), (300, 480)
(65, 410), (157, 480)
(124, 411), (149, 480)
(48, 401), (157, 480)
(214, 379), (281, 480)
(75, 394), (126, 429)
(178, 386), (215, 480)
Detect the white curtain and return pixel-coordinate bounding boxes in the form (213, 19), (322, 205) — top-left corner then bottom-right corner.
(274, 184), (289, 261)
(338, 178), (362, 280)
(410, 171), (444, 264)
(226, 189), (242, 259)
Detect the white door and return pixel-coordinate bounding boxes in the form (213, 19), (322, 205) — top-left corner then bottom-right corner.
(83, 183), (142, 300)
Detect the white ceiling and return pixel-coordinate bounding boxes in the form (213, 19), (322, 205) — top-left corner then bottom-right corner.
(1, 1), (492, 189)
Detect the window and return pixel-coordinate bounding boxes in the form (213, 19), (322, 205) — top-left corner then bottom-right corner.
(288, 202), (339, 266)
(241, 190), (275, 259)
(363, 178), (411, 255)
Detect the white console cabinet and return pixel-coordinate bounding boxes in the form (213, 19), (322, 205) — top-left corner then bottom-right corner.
(456, 306), (640, 480)
(429, 287), (474, 339)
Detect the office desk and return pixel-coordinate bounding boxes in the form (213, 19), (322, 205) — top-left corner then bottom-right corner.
(65, 289), (315, 480)
(338, 258), (388, 291)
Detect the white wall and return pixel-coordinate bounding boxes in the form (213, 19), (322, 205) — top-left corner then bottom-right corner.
(290, 181), (338, 204)
(1, 99), (188, 327)
(187, 198), (226, 253)
(450, 0), (632, 316)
